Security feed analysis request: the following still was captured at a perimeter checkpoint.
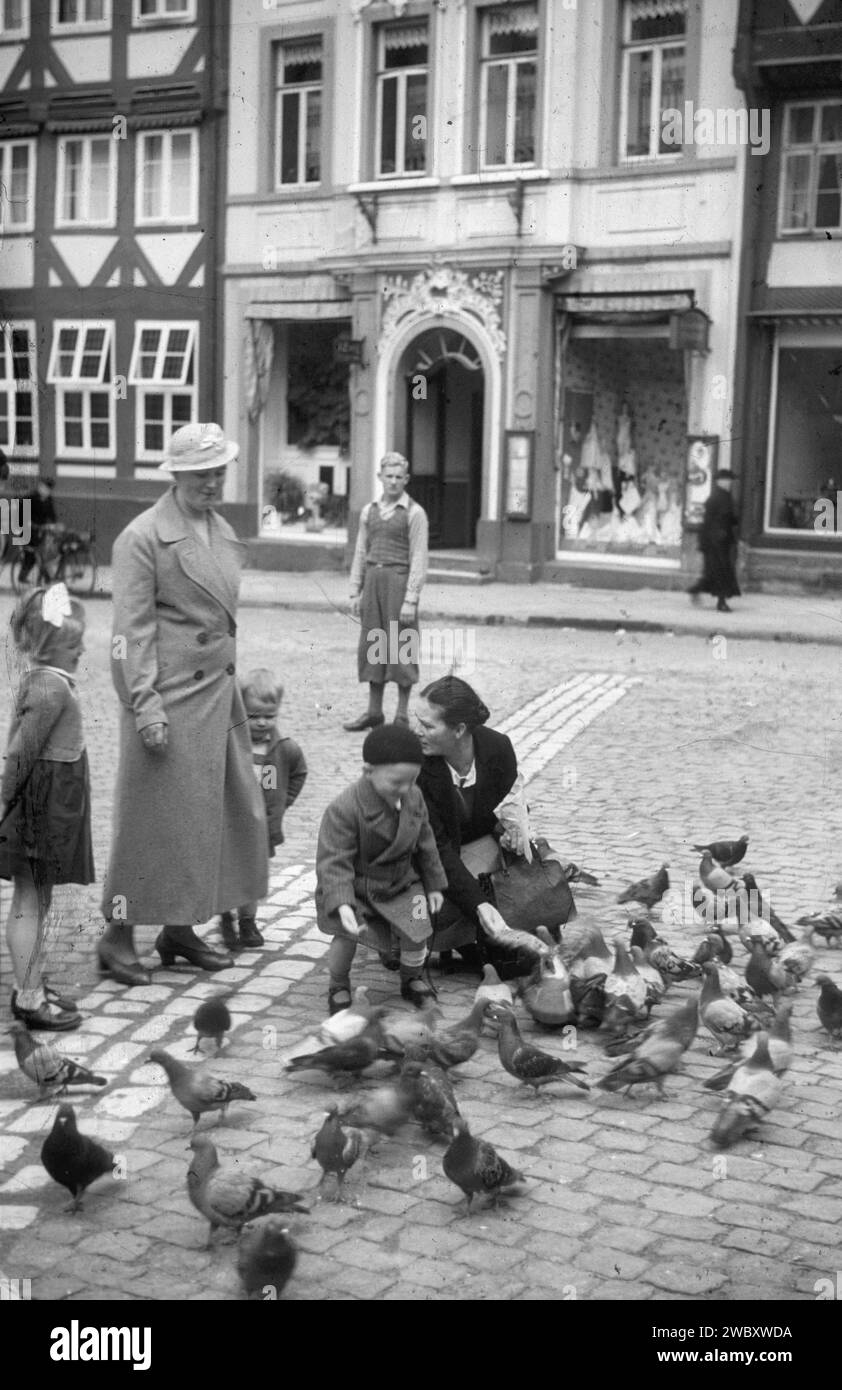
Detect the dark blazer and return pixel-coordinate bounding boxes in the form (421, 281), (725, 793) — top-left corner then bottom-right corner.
(417, 725), (518, 918)
(258, 729), (307, 848)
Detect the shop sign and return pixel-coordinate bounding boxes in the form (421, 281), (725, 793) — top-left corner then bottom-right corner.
(670, 308), (712, 354)
(685, 435), (719, 528)
(333, 336), (366, 365)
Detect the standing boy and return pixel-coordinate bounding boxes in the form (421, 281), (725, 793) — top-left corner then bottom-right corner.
(345, 452), (428, 731)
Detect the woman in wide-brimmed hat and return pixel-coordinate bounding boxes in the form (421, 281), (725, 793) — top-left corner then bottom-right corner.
(97, 423), (268, 984)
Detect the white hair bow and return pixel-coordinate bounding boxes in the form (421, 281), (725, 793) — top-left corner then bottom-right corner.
(42, 582), (73, 628)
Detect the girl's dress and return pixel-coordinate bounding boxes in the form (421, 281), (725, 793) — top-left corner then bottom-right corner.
(0, 665), (94, 885)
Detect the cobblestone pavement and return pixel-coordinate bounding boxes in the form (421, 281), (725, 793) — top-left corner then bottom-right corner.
(1, 599), (841, 1301)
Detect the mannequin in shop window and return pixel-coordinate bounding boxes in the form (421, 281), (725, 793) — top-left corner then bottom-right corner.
(688, 468), (741, 613)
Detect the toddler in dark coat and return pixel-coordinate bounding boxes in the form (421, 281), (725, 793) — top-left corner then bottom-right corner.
(219, 668), (307, 950)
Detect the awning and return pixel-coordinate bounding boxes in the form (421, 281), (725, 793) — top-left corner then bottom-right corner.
(748, 286), (842, 321)
(245, 302), (351, 322)
(556, 290), (695, 328)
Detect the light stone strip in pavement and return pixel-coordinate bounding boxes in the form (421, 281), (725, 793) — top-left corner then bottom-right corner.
(0, 676), (635, 1237)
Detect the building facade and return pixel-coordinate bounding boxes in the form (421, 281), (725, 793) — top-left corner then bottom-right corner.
(0, 0), (240, 550)
(733, 0), (842, 588)
(225, 0), (745, 583)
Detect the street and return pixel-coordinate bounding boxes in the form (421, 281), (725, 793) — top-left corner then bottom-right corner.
(1, 595), (841, 1301)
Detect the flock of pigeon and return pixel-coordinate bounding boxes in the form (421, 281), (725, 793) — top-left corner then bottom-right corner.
(7, 830), (842, 1299)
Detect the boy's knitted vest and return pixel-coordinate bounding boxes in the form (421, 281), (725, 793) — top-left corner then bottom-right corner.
(366, 503), (411, 567)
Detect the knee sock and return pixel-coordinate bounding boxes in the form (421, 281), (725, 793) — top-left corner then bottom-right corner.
(328, 935), (356, 990)
(399, 943), (427, 982)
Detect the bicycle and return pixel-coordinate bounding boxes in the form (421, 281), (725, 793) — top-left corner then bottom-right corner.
(9, 522), (97, 596)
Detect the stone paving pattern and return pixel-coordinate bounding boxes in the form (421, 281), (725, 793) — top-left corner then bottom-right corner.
(0, 596), (841, 1301)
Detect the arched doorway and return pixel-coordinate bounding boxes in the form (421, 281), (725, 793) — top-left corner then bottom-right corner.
(393, 327), (485, 549)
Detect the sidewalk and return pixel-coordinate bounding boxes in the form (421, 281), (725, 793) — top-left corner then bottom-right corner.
(89, 567), (842, 647)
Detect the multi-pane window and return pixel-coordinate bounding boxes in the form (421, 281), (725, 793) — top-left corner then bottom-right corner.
(0, 1), (29, 38)
(0, 141), (34, 231)
(620, 0), (686, 160)
(56, 135), (116, 226)
(275, 38), (322, 187)
(135, 0), (194, 21)
(0, 322), (37, 456)
(780, 102), (842, 234)
(53, 0), (110, 28)
(375, 21), (428, 178)
(479, 3), (538, 169)
(128, 322), (197, 460)
(46, 321), (114, 457)
(136, 129), (198, 223)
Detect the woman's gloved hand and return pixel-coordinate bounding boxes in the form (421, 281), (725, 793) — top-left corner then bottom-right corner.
(140, 722), (168, 753)
(499, 826), (526, 856)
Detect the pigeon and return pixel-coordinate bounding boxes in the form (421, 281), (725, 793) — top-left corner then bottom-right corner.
(401, 1058), (461, 1139)
(692, 930), (733, 967)
(616, 863), (669, 909)
(597, 996), (699, 1097)
(815, 974), (842, 1039)
(797, 911), (842, 948)
(602, 940), (651, 1032)
(192, 993), (232, 1053)
(568, 924), (614, 982)
(442, 1116), (525, 1214)
(629, 918), (701, 982)
(699, 851), (741, 894)
(629, 944), (667, 1006)
(488, 1004), (589, 1093)
(569, 972), (607, 1029)
(311, 1106), (365, 1195)
(8, 1023), (107, 1099)
(692, 834), (749, 868)
(561, 862), (600, 887)
(474, 964), (514, 1014)
(40, 1103), (114, 1212)
(379, 1004), (440, 1056)
(705, 1000), (794, 1091)
(319, 987), (378, 1046)
(284, 1020), (386, 1078)
(518, 953), (576, 1028)
(421, 1000), (490, 1069)
(699, 963), (756, 1053)
(776, 935), (814, 984)
(340, 1076), (416, 1137)
(710, 1033), (784, 1148)
(148, 1048), (257, 1129)
(187, 1136), (309, 1245)
(745, 938), (790, 1001)
(739, 873), (795, 944)
(238, 1217), (297, 1300)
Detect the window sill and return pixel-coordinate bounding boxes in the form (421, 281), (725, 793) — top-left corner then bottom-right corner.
(0, 226), (34, 235)
(52, 25), (111, 36)
(53, 221), (117, 232)
(452, 169), (550, 186)
(0, 33), (28, 42)
(777, 230), (842, 240)
(348, 177), (440, 193)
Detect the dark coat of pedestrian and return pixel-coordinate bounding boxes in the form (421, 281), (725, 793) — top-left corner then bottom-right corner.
(689, 470), (741, 612)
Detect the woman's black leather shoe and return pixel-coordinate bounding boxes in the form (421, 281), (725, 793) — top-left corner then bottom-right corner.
(155, 932), (233, 972)
(96, 942), (152, 987)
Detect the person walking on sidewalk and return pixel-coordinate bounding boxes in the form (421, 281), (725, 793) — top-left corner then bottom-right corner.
(97, 423), (268, 985)
(344, 452), (428, 731)
(688, 468), (741, 614)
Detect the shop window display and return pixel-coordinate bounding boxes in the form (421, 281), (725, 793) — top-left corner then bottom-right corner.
(558, 338), (686, 555)
(766, 340), (842, 533)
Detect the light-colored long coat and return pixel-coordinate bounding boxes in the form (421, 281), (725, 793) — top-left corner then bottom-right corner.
(101, 488), (268, 925)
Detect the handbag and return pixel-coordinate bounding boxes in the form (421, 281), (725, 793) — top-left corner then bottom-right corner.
(483, 837), (577, 936)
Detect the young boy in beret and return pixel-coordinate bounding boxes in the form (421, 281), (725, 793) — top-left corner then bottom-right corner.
(315, 723), (446, 1011)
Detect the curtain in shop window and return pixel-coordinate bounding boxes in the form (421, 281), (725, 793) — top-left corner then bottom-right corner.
(554, 311), (571, 475)
(244, 320), (274, 423)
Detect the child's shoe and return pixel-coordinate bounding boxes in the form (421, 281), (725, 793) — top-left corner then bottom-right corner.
(400, 976), (437, 1008)
(13, 996), (82, 1031)
(238, 916), (264, 948)
(219, 912), (239, 952)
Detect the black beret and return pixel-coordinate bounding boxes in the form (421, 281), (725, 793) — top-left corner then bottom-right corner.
(362, 723), (424, 766)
